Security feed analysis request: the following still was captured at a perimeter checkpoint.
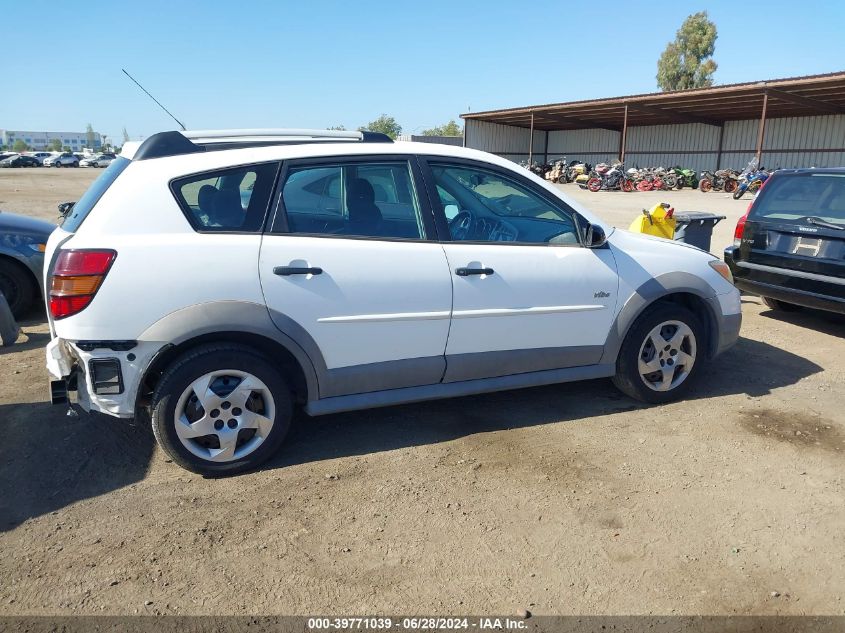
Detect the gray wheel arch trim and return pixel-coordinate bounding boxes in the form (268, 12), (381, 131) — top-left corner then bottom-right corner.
(601, 272), (721, 364)
(137, 301), (325, 401)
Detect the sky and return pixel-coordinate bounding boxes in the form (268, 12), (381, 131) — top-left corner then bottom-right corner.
(1, 0), (844, 143)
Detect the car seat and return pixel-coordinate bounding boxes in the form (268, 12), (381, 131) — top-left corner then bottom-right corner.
(346, 178), (382, 235)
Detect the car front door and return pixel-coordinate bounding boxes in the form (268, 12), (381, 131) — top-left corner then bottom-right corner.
(421, 159), (620, 383)
(259, 156), (453, 399)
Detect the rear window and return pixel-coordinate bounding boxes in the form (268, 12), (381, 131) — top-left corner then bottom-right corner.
(752, 173), (845, 227)
(61, 157), (131, 232)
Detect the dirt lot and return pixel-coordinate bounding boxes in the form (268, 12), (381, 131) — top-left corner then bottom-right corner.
(0, 168), (843, 616)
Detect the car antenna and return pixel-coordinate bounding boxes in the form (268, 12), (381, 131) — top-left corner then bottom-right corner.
(121, 68), (187, 131)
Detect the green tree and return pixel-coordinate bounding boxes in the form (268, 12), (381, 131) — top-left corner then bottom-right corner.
(85, 123), (96, 148)
(421, 120), (463, 137)
(656, 11), (718, 91)
(62, 146), (72, 152)
(49, 138), (62, 151)
(12, 139), (29, 152)
(122, 127), (130, 142)
(327, 125), (346, 131)
(359, 114), (402, 139)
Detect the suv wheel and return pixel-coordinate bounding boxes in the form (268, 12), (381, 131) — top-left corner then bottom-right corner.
(150, 344), (293, 476)
(762, 297), (802, 312)
(612, 303), (704, 404)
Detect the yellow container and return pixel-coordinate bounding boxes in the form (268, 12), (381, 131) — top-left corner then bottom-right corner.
(629, 203), (676, 239)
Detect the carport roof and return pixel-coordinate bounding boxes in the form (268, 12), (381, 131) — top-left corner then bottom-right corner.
(461, 72), (845, 131)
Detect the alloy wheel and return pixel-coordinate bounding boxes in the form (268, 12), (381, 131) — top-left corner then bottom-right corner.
(637, 320), (697, 392)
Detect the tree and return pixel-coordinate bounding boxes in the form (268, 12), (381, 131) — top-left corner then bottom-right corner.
(359, 114), (402, 139)
(420, 120), (463, 137)
(12, 139), (29, 152)
(327, 125), (346, 131)
(62, 146), (72, 152)
(122, 127), (130, 142)
(85, 123), (96, 148)
(49, 139), (62, 151)
(656, 11), (718, 91)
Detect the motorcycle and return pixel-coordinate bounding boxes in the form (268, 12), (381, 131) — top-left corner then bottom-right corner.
(655, 167), (677, 189)
(586, 162), (634, 192)
(699, 168), (740, 193)
(732, 158), (770, 199)
(568, 161), (591, 184)
(544, 157), (569, 183)
(671, 166), (698, 190)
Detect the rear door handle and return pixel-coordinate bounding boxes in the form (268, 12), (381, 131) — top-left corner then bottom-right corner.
(455, 267), (494, 276)
(273, 266), (323, 276)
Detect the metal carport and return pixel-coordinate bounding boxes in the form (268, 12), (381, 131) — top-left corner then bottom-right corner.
(461, 72), (845, 171)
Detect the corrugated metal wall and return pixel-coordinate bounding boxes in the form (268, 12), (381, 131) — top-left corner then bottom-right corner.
(397, 135), (463, 146)
(466, 114), (845, 171)
(465, 120), (544, 162)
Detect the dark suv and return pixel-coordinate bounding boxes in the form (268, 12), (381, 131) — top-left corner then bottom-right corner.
(725, 168), (845, 314)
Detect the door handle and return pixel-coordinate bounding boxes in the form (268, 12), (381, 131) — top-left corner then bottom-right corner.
(273, 266), (323, 276)
(455, 267), (494, 276)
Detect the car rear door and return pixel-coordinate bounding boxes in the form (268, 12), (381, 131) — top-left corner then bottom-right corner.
(738, 172), (845, 303)
(258, 155), (453, 399)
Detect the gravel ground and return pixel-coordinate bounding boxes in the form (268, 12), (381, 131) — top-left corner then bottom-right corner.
(0, 168), (843, 616)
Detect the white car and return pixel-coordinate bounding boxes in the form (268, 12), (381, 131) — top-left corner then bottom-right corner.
(44, 129), (741, 475)
(43, 152), (79, 167)
(80, 154), (115, 168)
(28, 152), (53, 165)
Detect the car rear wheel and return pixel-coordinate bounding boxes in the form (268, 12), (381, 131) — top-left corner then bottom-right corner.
(612, 303), (704, 404)
(150, 343), (293, 476)
(761, 297), (802, 312)
(0, 259), (36, 318)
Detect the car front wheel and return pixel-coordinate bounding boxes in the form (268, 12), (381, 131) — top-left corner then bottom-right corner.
(612, 303), (704, 404)
(150, 343), (293, 476)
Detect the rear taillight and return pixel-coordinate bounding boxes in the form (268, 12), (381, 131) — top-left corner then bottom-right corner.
(49, 249), (116, 319)
(733, 212), (749, 248)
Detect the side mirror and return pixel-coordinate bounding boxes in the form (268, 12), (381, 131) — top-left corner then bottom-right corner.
(57, 201), (75, 218)
(584, 223), (607, 248)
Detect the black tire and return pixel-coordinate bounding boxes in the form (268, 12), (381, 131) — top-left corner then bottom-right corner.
(761, 297), (802, 312)
(0, 259), (37, 318)
(150, 343), (293, 476)
(611, 303), (705, 404)
(732, 187), (745, 200)
(72, 161), (79, 168)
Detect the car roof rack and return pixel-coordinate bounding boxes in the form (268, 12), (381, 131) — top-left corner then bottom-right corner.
(132, 128), (393, 161)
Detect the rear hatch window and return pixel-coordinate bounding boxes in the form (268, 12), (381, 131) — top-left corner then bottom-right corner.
(751, 173), (845, 228)
(61, 157), (131, 232)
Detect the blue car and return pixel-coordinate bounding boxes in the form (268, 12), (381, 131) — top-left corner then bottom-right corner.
(0, 211), (56, 317)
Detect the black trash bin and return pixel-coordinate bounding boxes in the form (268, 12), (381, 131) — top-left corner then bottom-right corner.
(673, 212), (726, 251)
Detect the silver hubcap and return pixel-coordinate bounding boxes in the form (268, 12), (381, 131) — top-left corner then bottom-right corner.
(174, 370), (275, 463)
(637, 320), (697, 392)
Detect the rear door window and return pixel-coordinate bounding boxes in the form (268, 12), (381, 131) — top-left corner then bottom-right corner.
(278, 160), (426, 239)
(752, 173), (845, 227)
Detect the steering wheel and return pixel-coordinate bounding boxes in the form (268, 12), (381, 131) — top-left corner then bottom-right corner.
(449, 210), (474, 240)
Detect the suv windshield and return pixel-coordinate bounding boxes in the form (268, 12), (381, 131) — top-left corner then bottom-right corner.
(61, 157), (131, 232)
(751, 173), (845, 227)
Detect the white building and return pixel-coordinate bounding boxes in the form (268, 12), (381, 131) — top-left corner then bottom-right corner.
(0, 129), (102, 151)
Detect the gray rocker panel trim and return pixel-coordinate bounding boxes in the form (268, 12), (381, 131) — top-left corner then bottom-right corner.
(600, 272), (721, 365)
(305, 362), (616, 417)
(322, 356), (446, 398)
(443, 345), (604, 383)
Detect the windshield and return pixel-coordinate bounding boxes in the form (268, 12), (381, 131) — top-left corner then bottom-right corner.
(61, 157), (131, 232)
(751, 173), (845, 226)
